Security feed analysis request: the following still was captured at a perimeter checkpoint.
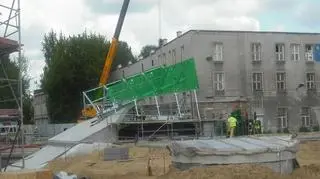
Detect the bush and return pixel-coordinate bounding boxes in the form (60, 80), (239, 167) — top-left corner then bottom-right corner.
(283, 128), (290, 133)
(277, 129), (282, 133)
(299, 126), (310, 133)
(312, 125), (320, 132)
(264, 130), (272, 134)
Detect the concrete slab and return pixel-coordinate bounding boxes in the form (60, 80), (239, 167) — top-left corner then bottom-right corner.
(169, 135), (299, 174)
(4, 106), (132, 171)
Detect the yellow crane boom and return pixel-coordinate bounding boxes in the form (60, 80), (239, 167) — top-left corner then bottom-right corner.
(82, 0), (130, 118)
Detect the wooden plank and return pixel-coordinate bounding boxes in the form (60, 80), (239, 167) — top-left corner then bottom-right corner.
(0, 169), (52, 179)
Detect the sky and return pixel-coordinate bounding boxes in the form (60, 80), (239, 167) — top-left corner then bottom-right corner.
(1, 0), (320, 92)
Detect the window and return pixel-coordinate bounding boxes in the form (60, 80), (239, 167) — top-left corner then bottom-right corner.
(169, 50), (172, 64)
(306, 72), (316, 90)
(277, 107), (288, 129)
(275, 43), (285, 61)
(305, 44), (314, 61)
(252, 72), (263, 91)
(162, 53), (166, 64)
(151, 60), (154, 66)
(160, 96), (164, 102)
(301, 107), (312, 127)
(122, 70), (125, 77)
(157, 55), (161, 64)
(180, 45), (184, 61)
(276, 72), (286, 91)
(141, 63), (144, 71)
(291, 44), (300, 61)
(251, 43), (261, 61)
(172, 49), (176, 64)
(214, 72), (225, 91)
(213, 43), (223, 61)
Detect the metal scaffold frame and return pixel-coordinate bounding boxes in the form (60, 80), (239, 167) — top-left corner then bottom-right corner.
(0, 0), (24, 170)
(82, 58), (202, 140)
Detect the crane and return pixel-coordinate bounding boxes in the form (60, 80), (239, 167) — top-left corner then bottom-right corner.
(82, 0), (130, 118)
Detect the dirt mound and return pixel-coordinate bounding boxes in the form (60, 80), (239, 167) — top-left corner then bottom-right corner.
(47, 141), (320, 179)
(290, 164), (320, 178)
(158, 164), (278, 179)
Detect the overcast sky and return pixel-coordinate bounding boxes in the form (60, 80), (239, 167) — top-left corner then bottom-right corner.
(0, 0), (319, 92)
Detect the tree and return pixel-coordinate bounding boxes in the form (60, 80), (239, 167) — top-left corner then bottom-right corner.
(0, 54), (33, 124)
(139, 45), (158, 59)
(41, 30), (135, 123)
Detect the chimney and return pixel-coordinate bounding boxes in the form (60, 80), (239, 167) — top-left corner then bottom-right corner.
(158, 38), (167, 47)
(177, 31), (182, 37)
(158, 38), (163, 47)
(163, 38), (168, 44)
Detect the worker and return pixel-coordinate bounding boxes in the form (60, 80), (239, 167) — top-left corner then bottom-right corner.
(227, 114), (237, 137)
(254, 119), (261, 134)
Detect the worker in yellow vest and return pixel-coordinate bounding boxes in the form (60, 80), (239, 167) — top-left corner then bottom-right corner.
(227, 114), (237, 137)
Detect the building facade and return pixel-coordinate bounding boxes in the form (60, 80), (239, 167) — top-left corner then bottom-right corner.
(110, 30), (320, 133)
(32, 89), (50, 136)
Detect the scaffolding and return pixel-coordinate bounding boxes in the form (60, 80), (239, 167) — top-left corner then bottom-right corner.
(82, 58), (202, 139)
(0, 0), (24, 170)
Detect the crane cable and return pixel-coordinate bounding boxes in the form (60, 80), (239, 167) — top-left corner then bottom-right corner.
(158, 0), (162, 40)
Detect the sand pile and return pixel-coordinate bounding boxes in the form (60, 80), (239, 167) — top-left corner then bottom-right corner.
(48, 146), (170, 179)
(47, 141), (320, 179)
(158, 164), (278, 179)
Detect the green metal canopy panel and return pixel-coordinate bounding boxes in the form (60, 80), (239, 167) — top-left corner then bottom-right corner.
(106, 58), (199, 102)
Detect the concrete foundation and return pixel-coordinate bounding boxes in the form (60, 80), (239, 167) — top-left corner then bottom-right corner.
(168, 135), (299, 174)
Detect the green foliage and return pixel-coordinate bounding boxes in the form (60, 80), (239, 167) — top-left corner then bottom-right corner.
(0, 54), (32, 124)
(139, 45), (158, 58)
(231, 109), (245, 136)
(277, 128), (290, 133)
(283, 128), (290, 133)
(299, 126), (311, 133)
(41, 30), (135, 123)
(264, 130), (272, 134)
(23, 94), (34, 124)
(313, 125), (320, 132)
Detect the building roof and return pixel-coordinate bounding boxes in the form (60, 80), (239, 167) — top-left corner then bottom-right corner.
(0, 37), (19, 56)
(162, 29), (320, 49)
(189, 29), (320, 35)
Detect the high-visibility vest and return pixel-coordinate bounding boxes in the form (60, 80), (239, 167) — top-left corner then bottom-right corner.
(228, 116), (237, 128)
(254, 120), (260, 129)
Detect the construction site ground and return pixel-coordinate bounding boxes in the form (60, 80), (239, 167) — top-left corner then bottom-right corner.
(47, 138), (320, 179)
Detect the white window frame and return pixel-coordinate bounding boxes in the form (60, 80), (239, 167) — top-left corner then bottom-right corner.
(162, 53), (166, 64)
(306, 72), (316, 90)
(301, 107), (312, 127)
(277, 107), (288, 129)
(305, 44), (314, 61)
(252, 72), (263, 91)
(251, 43), (261, 61)
(276, 72), (286, 91)
(275, 43), (285, 61)
(157, 55), (161, 65)
(172, 49), (176, 64)
(291, 44), (300, 61)
(180, 45), (184, 61)
(215, 72), (225, 91)
(213, 43), (223, 61)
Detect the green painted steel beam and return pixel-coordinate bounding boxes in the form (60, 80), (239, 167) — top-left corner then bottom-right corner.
(106, 58), (199, 102)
